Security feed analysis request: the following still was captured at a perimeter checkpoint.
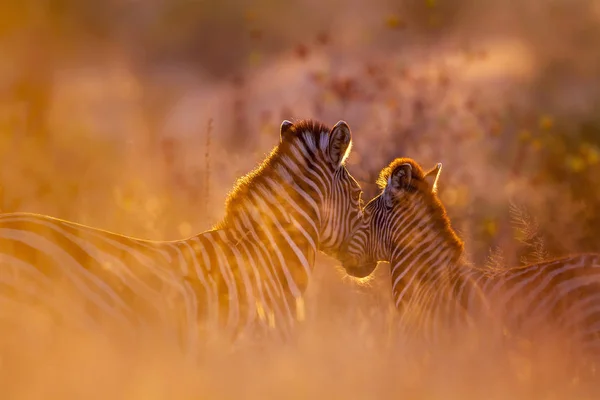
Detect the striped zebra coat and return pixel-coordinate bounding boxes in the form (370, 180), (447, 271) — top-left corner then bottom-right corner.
(340, 158), (600, 356)
(0, 119), (365, 351)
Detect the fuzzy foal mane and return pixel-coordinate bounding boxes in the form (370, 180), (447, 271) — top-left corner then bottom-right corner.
(221, 119), (331, 224)
(380, 157), (465, 255)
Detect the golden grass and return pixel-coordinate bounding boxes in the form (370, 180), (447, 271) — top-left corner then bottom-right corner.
(2, 20), (600, 396)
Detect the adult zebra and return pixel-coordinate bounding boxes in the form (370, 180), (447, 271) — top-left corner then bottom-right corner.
(0, 119), (365, 352)
(340, 157), (600, 358)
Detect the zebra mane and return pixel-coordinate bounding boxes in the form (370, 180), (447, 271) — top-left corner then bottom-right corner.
(376, 158), (428, 190)
(379, 157), (465, 255)
(220, 119), (331, 226)
(286, 119), (331, 139)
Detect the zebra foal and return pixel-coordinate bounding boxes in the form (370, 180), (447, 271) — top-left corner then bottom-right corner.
(0, 119), (365, 351)
(340, 157), (600, 358)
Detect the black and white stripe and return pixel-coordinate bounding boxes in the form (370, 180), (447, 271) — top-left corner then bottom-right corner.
(341, 157), (600, 355)
(0, 119), (365, 352)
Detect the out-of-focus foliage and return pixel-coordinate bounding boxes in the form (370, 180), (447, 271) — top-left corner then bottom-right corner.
(2, 0), (600, 303)
(2, 0), (600, 397)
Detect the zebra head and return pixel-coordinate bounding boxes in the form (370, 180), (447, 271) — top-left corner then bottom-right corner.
(278, 119), (366, 261)
(340, 158), (444, 278)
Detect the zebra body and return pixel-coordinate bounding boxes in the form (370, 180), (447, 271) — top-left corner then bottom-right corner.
(0, 213), (203, 347)
(341, 158), (600, 353)
(0, 119), (365, 350)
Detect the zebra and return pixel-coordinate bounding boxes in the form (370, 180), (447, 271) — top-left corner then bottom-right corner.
(0, 119), (365, 352)
(340, 157), (600, 358)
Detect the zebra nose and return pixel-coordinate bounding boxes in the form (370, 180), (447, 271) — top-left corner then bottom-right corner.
(341, 258), (376, 278)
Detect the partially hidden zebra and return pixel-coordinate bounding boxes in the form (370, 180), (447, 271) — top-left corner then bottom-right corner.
(0, 119), (365, 352)
(340, 157), (600, 356)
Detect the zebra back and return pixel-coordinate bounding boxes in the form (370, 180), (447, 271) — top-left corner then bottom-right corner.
(0, 119), (366, 351)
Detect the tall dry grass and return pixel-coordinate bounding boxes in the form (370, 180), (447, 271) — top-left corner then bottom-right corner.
(1, 270), (598, 399)
(2, 0), (600, 397)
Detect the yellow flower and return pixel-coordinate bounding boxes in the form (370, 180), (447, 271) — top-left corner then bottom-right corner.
(539, 115), (554, 130)
(531, 139), (543, 150)
(566, 155), (586, 172)
(484, 218), (498, 237)
(385, 15), (405, 29)
(580, 143), (599, 165)
(244, 11), (257, 22)
(518, 130), (531, 142)
(248, 50), (261, 66)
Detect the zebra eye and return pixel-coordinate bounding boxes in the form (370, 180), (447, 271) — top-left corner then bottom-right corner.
(352, 188), (362, 204)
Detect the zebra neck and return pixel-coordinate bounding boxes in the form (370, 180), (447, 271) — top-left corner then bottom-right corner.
(217, 190), (320, 298)
(390, 237), (464, 311)
(220, 173), (320, 255)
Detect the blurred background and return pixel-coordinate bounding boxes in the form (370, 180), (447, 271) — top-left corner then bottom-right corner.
(1, 0), (600, 398)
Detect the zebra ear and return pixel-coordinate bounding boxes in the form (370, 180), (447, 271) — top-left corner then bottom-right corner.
(280, 120), (294, 143)
(425, 163), (442, 194)
(384, 163), (412, 207)
(329, 120), (352, 167)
